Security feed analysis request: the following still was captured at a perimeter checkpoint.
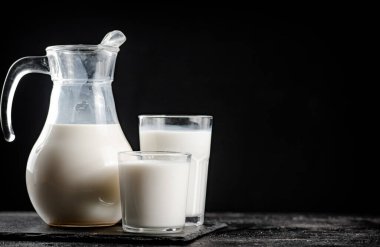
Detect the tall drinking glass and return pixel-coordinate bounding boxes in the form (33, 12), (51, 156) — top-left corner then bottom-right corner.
(139, 115), (213, 226)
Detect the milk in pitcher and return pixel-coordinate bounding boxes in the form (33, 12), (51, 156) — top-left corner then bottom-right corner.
(26, 124), (131, 226)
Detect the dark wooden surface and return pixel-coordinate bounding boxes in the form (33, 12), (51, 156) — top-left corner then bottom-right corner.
(0, 212), (225, 243)
(0, 212), (379, 246)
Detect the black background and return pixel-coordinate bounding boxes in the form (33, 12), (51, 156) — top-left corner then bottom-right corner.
(0, 4), (374, 214)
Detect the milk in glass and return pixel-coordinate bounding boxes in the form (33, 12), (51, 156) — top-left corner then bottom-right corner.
(139, 129), (212, 220)
(119, 159), (189, 229)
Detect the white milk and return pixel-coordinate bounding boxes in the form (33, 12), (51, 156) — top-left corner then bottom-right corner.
(119, 160), (189, 228)
(26, 124), (131, 226)
(139, 130), (212, 217)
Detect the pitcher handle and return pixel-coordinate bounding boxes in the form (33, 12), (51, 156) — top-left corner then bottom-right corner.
(0, 56), (50, 142)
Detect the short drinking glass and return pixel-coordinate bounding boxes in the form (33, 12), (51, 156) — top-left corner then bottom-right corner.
(118, 151), (191, 234)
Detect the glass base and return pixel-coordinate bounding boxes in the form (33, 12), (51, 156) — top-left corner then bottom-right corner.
(185, 215), (204, 226)
(123, 225), (184, 234)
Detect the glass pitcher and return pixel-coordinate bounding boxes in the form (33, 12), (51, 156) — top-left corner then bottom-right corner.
(0, 31), (132, 227)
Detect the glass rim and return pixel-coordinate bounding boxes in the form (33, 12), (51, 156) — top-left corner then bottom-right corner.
(118, 151), (192, 158)
(138, 114), (213, 119)
(46, 44), (119, 53)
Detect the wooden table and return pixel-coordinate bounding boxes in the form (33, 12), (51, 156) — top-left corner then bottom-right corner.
(0, 212), (379, 246)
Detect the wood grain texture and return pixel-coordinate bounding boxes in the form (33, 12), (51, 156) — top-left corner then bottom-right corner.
(0, 212), (379, 246)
